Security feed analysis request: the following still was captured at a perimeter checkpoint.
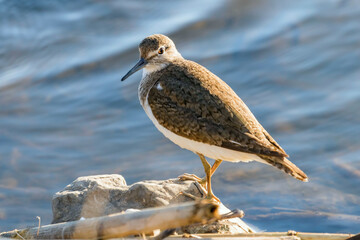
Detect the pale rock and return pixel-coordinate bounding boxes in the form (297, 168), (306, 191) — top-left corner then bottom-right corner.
(52, 174), (254, 234)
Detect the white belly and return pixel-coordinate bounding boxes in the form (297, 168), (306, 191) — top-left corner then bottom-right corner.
(142, 98), (264, 163)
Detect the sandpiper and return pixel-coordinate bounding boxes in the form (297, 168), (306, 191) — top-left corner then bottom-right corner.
(121, 34), (308, 201)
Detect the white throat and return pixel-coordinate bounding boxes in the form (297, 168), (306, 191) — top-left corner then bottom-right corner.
(142, 63), (168, 79)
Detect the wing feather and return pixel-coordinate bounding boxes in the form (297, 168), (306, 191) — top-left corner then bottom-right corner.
(147, 60), (288, 158)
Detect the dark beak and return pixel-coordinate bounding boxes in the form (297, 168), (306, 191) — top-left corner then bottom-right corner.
(121, 58), (147, 81)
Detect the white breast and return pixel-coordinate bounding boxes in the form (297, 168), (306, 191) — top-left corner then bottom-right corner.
(141, 97), (264, 163)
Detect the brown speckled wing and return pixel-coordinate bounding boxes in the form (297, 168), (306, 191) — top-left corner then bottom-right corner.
(147, 59), (288, 158)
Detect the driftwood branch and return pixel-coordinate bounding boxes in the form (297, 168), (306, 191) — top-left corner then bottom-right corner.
(185, 232), (355, 240)
(0, 200), (219, 239)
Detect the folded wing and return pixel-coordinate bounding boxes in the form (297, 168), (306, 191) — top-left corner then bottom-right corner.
(147, 60), (288, 158)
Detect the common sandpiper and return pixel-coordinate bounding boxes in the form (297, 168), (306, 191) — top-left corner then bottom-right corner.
(121, 34), (308, 201)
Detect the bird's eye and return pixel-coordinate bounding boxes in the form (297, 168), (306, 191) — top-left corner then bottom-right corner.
(158, 47), (165, 54)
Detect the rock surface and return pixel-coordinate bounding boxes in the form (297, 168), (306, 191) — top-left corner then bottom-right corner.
(52, 174), (254, 234)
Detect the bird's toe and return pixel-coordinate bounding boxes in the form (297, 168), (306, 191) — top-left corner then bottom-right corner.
(178, 173), (207, 186)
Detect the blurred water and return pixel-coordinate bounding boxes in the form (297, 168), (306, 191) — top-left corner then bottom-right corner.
(0, 0), (360, 233)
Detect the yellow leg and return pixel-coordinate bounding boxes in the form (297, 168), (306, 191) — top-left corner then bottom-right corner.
(211, 159), (222, 176)
(199, 159), (222, 185)
(198, 153), (220, 202)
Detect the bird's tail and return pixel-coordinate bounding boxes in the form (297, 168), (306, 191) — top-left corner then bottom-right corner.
(259, 155), (308, 182)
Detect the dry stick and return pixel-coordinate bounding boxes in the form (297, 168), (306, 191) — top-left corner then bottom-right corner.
(150, 208), (244, 240)
(217, 208), (244, 220)
(36, 216), (41, 236)
(189, 232), (355, 240)
(0, 200), (219, 239)
(150, 228), (176, 240)
(14, 229), (25, 240)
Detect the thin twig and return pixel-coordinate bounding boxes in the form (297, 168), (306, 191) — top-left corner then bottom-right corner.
(36, 216), (41, 236)
(206, 208), (244, 225)
(182, 233), (202, 238)
(220, 209), (245, 220)
(150, 228), (176, 240)
(15, 229), (25, 240)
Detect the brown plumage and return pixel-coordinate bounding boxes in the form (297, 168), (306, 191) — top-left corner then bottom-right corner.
(122, 34), (308, 200)
(147, 59), (287, 158)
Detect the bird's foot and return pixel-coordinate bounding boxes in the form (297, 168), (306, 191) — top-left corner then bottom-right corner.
(178, 173), (206, 187)
(180, 182), (221, 203)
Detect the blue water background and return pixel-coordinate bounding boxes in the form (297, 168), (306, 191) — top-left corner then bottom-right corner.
(1, 0), (360, 233)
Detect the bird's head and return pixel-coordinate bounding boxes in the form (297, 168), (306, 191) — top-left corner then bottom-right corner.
(121, 34), (182, 81)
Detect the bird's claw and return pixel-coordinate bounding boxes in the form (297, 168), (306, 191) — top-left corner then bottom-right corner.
(178, 173), (207, 186)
